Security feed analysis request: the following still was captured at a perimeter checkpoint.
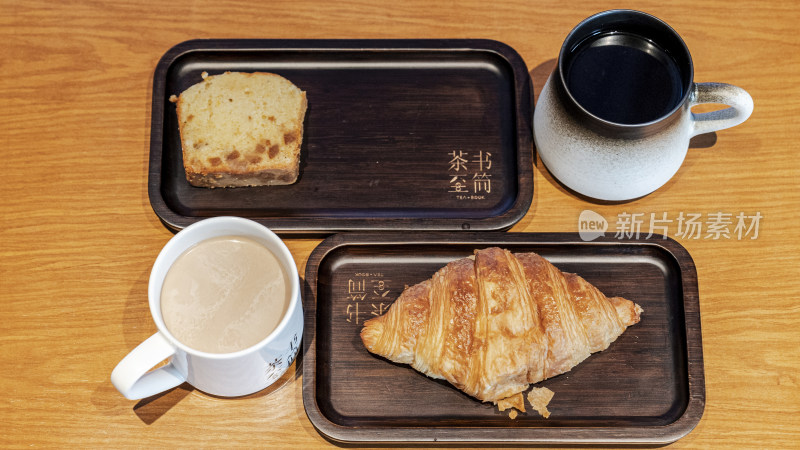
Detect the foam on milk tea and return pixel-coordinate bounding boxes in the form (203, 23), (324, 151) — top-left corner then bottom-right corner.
(160, 235), (289, 354)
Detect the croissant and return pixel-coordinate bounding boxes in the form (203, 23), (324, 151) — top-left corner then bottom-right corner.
(360, 247), (642, 404)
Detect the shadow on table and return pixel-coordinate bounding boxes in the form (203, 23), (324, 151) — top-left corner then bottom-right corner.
(133, 384), (193, 425)
(131, 356), (304, 425)
(129, 275), (307, 425)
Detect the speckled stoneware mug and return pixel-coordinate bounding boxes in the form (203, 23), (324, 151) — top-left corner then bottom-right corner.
(534, 10), (753, 201)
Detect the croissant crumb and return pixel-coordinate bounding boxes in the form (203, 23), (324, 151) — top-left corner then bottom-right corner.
(496, 392), (526, 413)
(527, 387), (555, 418)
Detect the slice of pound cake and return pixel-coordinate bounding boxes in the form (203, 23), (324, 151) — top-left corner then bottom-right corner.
(171, 71), (307, 187)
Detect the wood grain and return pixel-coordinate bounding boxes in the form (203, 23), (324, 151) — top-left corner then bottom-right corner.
(1, 0), (798, 448)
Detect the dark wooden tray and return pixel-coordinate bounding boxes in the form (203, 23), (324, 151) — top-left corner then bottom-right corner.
(148, 39), (533, 234)
(302, 232), (704, 444)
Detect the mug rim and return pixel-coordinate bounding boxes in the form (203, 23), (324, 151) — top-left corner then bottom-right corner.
(147, 216), (301, 360)
(557, 9), (694, 135)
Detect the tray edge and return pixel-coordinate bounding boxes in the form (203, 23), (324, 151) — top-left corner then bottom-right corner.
(147, 39), (534, 234)
(300, 232), (705, 444)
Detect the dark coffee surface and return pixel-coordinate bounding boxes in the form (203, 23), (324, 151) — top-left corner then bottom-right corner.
(566, 32), (683, 124)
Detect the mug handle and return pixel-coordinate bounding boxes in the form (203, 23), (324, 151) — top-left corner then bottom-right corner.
(690, 82), (754, 138)
(110, 333), (185, 400)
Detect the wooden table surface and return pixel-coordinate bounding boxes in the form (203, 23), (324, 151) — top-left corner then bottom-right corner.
(2, 0), (798, 447)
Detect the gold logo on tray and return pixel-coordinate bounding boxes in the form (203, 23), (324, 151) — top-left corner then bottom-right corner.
(447, 150), (494, 200)
(344, 273), (392, 325)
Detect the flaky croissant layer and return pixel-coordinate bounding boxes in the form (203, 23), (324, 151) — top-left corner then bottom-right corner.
(361, 248), (642, 403)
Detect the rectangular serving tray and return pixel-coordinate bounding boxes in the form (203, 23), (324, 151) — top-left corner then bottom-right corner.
(302, 232), (704, 444)
(148, 39), (533, 234)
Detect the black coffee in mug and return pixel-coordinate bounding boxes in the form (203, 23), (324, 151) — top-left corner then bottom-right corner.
(557, 10), (693, 130)
(565, 32), (683, 124)
(534, 9), (754, 201)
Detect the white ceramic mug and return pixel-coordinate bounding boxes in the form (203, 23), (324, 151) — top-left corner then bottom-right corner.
(111, 217), (303, 399)
(534, 10), (754, 201)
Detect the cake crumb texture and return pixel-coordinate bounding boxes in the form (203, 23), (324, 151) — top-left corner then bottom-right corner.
(174, 71), (307, 187)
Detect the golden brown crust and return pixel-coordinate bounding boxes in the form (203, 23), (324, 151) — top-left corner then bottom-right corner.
(185, 167), (299, 188)
(361, 280), (431, 366)
(428, 257), (478, 388)
(474, 248), (538, 400)
(360, 248), (643, 406)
